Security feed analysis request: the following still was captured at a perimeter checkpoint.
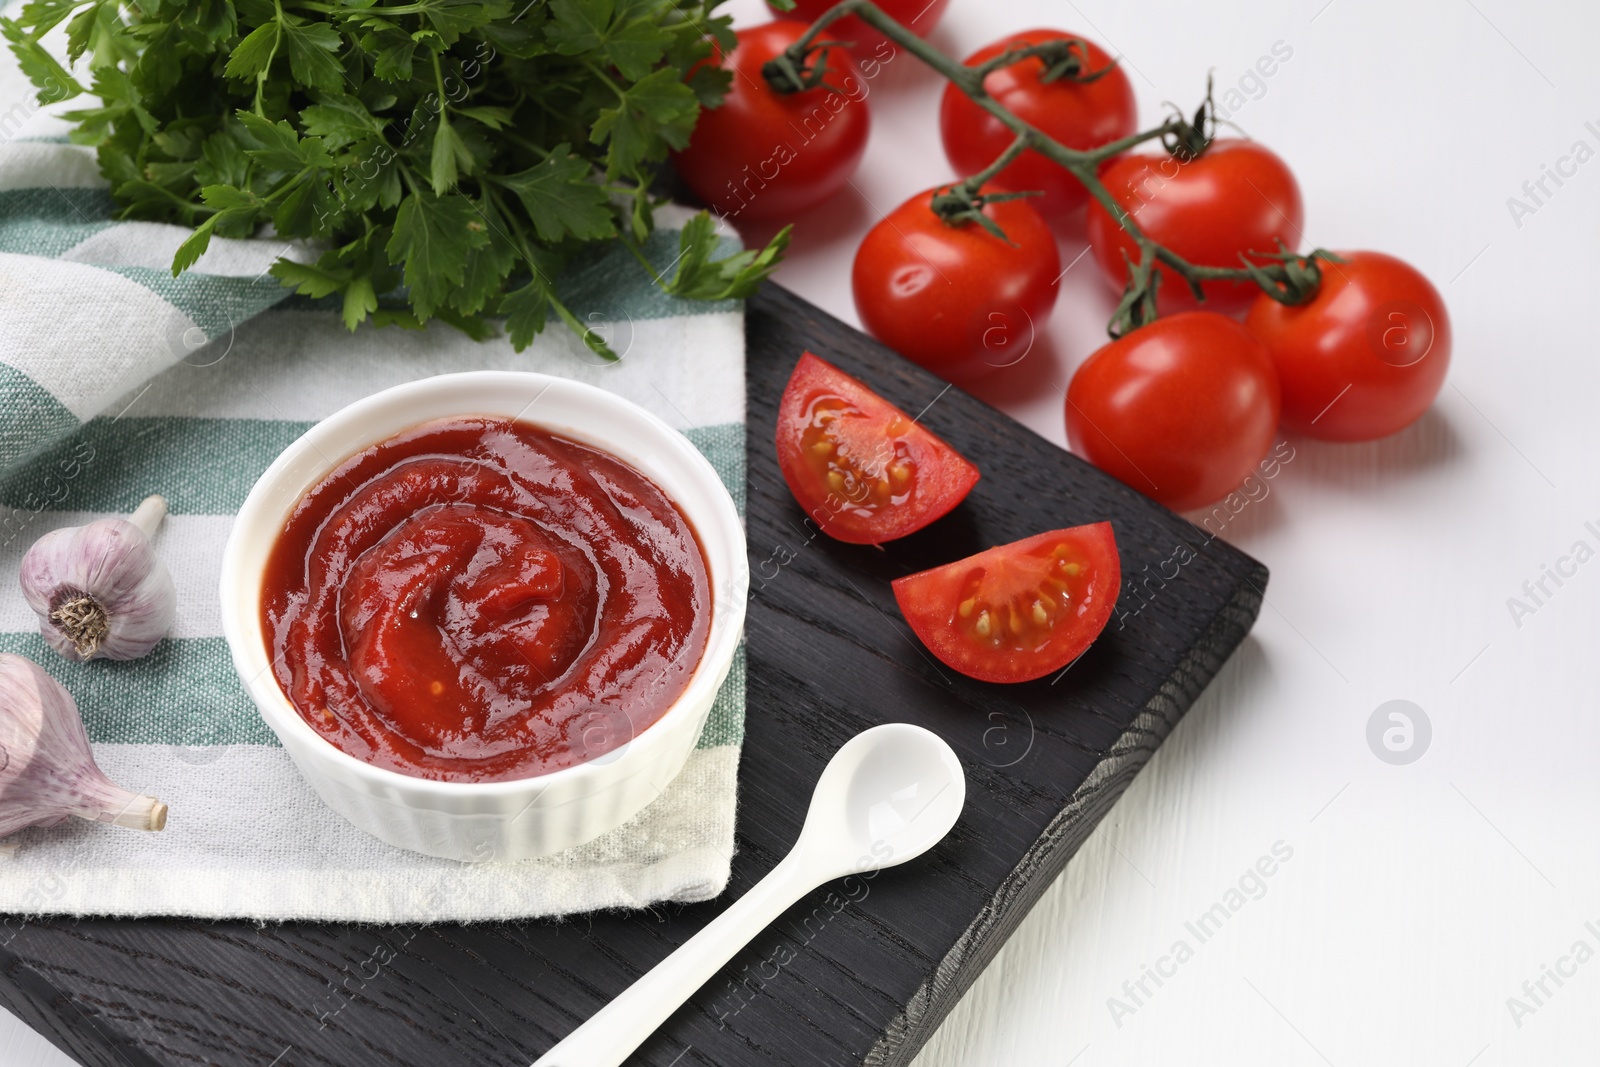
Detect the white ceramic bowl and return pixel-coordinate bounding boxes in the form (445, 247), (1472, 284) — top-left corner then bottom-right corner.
(219, 371), (747, 862)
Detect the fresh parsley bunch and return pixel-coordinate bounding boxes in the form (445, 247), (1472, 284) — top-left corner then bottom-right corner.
(2, 0), (788, 356)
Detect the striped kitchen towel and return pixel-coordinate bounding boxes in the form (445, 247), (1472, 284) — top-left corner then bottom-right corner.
(0, 60), (747, 921)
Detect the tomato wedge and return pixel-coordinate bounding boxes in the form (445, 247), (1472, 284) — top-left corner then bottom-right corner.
(892, 524), (1120, 683)
(776, 352), (979, 544)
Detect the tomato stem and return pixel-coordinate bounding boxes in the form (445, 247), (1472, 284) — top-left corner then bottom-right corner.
(773, 0), (1338, 336)
(967, 37), (1118, 85)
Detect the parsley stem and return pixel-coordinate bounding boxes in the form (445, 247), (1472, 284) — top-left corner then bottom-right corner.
(485, 185), (616, 361)
(619, 235), (665, 286)
(345, 1), (438, 12)
(255, 0), (287, 117)
(498, 131), (551, 159)
(431, 50), (450, 120)
(262, 166), (316, 204)
(584, 60), (625, 100)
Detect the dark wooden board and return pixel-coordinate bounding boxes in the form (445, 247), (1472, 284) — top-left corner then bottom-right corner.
(0, 284), (1266, 1067)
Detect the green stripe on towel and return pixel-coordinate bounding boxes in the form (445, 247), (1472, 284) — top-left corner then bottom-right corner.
(0, 632), (271, 746)
(0, 363), (81, 474)
(0, 416), (309, 516)
(0, 187), (118, 256)
(103, 266), (294, 340)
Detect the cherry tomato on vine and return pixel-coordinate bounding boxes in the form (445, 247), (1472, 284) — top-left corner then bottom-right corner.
(1066, 312), (1280, 511)
(776, 352), (979, 544)
(892, 524), (1120, 684)
(1086, 139), (1304, 314)
(671, 22), (870, 222)
(940, 29), (1136, 224)
(852, 187), (1060, 382)
(768, 0), (950, 51)
(1244, 251), (1451, 441)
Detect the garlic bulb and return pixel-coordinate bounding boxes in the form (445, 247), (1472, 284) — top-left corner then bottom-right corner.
(0, 654), (167, 845)
(19, 495), (176, 662)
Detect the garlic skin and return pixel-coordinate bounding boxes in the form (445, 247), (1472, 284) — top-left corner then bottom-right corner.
(19, 495), (176, 662)
(0, 654), (167, 843)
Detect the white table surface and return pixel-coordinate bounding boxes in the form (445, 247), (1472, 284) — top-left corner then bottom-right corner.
(6, 0), (1599, 1063)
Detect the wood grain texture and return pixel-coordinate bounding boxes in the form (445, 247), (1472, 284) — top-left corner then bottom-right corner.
(0, 284), (1265, 1067)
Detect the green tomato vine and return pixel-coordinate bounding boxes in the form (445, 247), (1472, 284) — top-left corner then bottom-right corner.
(771, 0), (1340, 338)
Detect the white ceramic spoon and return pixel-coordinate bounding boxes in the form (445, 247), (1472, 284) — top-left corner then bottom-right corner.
(531, 722), (967, 1067)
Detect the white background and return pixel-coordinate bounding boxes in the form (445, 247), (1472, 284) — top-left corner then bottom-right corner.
(6, 0), (1600, 1063)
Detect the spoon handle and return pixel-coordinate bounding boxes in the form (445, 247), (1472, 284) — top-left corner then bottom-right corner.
(531, 853), (813, 1067)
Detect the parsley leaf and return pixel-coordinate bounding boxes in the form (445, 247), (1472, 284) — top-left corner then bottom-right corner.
(270, 259), (346, 299)
(547, 0), (670, 81)
(171, 185), (265, 273)
(501, 280), (550, 350)
(662, 212), (791, 300)
(386, 191), (491, 317)
(222, 19), (278, 82)
(494, 145), (616, 242)
(236, 111), (326, 171)
(592, 66), (697, 175)
(429, 113), (472, 194)
(279, 15), (346, 91)
(299, 94), (383, 147)
(1, 19), (84, 102)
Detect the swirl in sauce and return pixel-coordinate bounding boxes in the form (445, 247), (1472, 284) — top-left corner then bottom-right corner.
(261, 417), (711, 782)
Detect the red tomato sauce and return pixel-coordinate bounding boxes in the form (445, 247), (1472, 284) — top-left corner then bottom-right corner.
(261, 418), (711, 782)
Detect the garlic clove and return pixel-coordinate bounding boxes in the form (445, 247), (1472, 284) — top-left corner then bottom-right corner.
(0, 654), (167, 845)
(19, 494), (177, 662)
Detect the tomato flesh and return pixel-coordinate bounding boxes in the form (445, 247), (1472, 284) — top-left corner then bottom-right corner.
(777, 353), (979, 544)
(893, 524), (1120, 684)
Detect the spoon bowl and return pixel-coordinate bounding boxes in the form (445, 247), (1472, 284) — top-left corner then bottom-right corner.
(800, 723), (967, 880)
